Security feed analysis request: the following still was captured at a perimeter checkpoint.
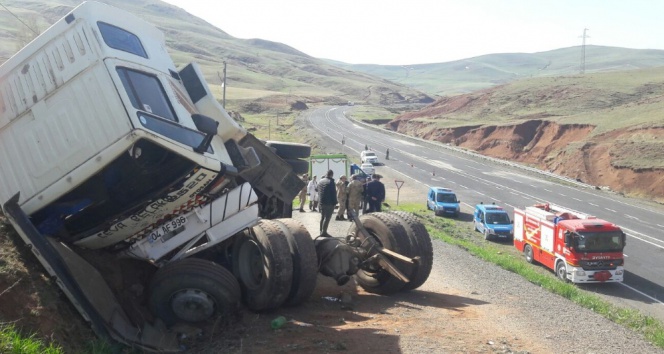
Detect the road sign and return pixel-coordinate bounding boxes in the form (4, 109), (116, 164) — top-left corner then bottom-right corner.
(395, 180), (404, 205)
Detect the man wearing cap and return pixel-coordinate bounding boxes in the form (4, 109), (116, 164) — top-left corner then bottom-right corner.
(335, 175), (348, 220)
(298, 174), (309, 212)
(365, 174), (385, 213)
(317, 169), (337, 237)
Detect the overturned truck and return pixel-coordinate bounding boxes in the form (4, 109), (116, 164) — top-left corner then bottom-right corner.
(0, 2), (433, 351)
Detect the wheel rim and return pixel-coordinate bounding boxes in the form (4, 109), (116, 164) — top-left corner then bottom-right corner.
(236, 238), (266, 290)
(525, 246), (533, 261)
(171, 288), (215, 322)
(557, 263), (566, 279)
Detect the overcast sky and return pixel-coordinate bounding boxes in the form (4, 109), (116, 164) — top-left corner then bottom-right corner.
(161, 0), (664, 66)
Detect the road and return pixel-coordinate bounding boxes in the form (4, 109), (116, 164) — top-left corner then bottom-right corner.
(303, 105), (664, 322)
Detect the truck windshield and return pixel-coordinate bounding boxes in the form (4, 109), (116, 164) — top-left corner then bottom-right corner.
(486, 213), (510, 224)
(117, 67), (210, 152)
(437, 194), (457, 203)
(117, 68), (177, 121)
(576, 231), (624, 252)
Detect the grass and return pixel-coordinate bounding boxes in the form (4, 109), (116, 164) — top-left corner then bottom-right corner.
(0, 325), (61, 354)
(393, 202), (664, 349)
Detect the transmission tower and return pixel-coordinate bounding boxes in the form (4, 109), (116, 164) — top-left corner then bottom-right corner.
(580, 28), (590, 74)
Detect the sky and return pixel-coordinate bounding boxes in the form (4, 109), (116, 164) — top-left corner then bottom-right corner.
(160, 0), (664, 66)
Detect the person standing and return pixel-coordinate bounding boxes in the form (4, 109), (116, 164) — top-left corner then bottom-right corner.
(365, 174), (385, 213)
(307, 175), (319, 211)
(335, 175), (348, 220)
(298, 174), (309, 212)
(317, 170), (337, 237)
(386, 148), (390, 160)
(347, 174), (365, 220)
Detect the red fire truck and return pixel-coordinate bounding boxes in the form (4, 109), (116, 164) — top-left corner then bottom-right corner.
(513, 202), (626, 283)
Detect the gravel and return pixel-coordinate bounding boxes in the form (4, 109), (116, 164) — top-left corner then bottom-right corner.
(292, 207), (662, 353)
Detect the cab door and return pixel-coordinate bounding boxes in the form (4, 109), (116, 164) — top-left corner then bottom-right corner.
(475, 210), (485, 232)
(427, 189), (435, 210)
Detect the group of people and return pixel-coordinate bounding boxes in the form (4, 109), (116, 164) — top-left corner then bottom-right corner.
(298, 171), (385, 237)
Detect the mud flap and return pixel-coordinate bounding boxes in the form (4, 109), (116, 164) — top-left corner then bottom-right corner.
(2, 193), (178, 352)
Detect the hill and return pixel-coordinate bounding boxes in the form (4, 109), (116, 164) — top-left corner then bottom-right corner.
(0, 0), (433, 109)
(385, 66), (664, 201)
(330, 46), (664, 96)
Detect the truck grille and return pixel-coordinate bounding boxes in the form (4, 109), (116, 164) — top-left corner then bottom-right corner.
(580, 259), (620, 270)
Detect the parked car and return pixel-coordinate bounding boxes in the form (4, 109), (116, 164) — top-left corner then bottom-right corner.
(426, 187), (460, 217)
(474, 203), (513, 241)
(361, 150), (379, 164)
(360, 163), (375, 176)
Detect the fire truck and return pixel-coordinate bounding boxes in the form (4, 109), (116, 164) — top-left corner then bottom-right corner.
(513, 202), (626, 283)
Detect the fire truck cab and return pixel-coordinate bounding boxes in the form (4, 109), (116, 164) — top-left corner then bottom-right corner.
(513, 203), (626, 283)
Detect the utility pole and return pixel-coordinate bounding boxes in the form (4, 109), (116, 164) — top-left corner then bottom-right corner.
(580, 28), (590, 74)
(222, 61), (227, 108)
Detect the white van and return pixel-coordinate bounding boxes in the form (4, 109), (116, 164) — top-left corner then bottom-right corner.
(361, 150), (379, 164)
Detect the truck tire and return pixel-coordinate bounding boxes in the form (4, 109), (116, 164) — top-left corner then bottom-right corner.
(232, 221), (293, 311)
(148, 258), (241, 326)
(524, 244), (535, 264)
(265, 141), (311, 159)
(556, 260), (569, 282)
(351, 213), (412, 295)
(269, 219), (318, 306)
(284, 158), (309, 175)
(388, 211), (433, 291)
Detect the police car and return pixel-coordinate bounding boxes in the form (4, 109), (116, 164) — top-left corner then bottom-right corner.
(426, 187), (460, 217)
(473, 203), (513, 241)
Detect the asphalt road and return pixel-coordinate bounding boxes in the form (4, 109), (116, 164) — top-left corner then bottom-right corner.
(303, 105), (664, 322)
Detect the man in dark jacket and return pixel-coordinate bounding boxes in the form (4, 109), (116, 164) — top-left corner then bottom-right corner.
(365, 174), (385, 213)
(317, 169), (337, 236)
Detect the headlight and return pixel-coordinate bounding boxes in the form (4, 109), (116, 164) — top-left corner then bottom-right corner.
(615, 269), (624, 275)
(575, 270), (586, 276)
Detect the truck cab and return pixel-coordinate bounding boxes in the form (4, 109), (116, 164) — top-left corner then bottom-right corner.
(473, 203), (513, 241)
(426, 187), (460, 217)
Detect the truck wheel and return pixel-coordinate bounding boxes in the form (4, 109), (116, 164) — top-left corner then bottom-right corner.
(265, 141), (311, 159)
(269, 219), (318, 306)
(283, 158), (309, 175)
(556, 261), (569, 282)
(149, 258), (240, 326)
(351, 213), (412, 295)
(388, 211), (433, 291)
(233, 221), (293, 311)
(524, 244), (535, 264)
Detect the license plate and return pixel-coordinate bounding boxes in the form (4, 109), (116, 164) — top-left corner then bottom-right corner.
(148, 215), (187, 243)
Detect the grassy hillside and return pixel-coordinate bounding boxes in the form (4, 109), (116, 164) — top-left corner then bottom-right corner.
(386, 65), (664, 200)
(330, 46), (664, 96)
(0, 0), (432, 109)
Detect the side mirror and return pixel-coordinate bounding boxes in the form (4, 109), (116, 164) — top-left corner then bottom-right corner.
(192, 114), (219, 153)
(622, 232), (627, 246)
(564, 231), (572, 247)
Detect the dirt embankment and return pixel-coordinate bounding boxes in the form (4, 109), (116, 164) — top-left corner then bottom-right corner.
(388, 118), (664, 202)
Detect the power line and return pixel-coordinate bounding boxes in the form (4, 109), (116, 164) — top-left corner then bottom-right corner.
(0, 2), (40, 36)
